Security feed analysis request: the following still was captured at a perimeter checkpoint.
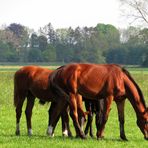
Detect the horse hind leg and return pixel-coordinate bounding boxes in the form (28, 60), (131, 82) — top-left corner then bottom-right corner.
(25, 92), (35, 136)
(84, 101), (94, 137)
(115, 99), (127, 141)
(15, 95), (26, 136)
(96, 96), (113, 139)
(84, 112), (94, 137)
(69, 93), (86, 139)
(47, 100), (67, 137)
(61, 106), (72, 137)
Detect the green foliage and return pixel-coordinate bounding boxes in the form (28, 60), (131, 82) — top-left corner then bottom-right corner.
(42, 45), (56, 62)
(27, 48), (43, 62)
(0, 23), (148, 66)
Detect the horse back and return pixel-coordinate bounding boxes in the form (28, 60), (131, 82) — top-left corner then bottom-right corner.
(14, 66), (53, 100)
(52, 63), (126, 99)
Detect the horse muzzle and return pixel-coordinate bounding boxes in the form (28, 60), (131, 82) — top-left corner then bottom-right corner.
(144, 136), (148, 140)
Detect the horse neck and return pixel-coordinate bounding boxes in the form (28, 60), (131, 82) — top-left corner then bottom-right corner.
(124, 76), (146, 119)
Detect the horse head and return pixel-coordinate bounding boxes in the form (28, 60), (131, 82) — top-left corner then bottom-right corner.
(137, 109), (148, 140)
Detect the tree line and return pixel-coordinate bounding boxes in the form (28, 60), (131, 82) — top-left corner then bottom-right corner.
(0, 23), (148, 66)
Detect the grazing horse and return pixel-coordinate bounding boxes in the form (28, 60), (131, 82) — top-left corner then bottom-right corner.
(13, 65), (72, 136)
(48, 63), (148, 140)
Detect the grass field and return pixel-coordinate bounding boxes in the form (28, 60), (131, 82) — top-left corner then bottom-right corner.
(0, 65), (148, 148)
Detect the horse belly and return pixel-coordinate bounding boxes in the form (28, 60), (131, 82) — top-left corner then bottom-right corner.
(30, 87), (53, 101)
(78, 82), (104, 99)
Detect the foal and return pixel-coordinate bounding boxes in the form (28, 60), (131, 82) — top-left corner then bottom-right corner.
(14, 65), (71, 136)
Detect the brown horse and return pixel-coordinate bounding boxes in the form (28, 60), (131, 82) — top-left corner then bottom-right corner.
(48, 63), (148, 140)
(13, 65), (72, 137)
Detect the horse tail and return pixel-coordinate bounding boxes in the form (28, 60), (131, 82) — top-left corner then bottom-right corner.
(50, 81), (70, 103)
(122, 67), (146, 108)
(50, 70), (70, 103)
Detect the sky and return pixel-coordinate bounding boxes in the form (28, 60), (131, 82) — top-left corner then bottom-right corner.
(0, 0), (126, 31)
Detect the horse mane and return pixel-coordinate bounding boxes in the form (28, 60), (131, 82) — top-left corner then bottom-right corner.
(57, 65), (65, 70)
(122, 67), (146, 108)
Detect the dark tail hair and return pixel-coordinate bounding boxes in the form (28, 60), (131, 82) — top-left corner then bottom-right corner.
(49, 69), (70, 103)
(50, 81), (70, 103)
(122, 67), (146, 108)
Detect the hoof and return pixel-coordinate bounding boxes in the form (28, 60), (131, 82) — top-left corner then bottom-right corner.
(68, 132), (73, 137)
(47, 133), (54, 137)
(63, 132), (72, 137)
(144, 137), (148, 140)
(47, 131), (54, 137)
(90, 133), (94, 138)
(28, 129), (33, 136)
(46, 126), (54, 137)
(97, 136), (104, 140)
(84, 130), (88, 136)
(15, 130), (20, 136)
(62, 129), (71, 137)
(120, 135), (128, 141)
(28, 132), (32, 136)
(76, 134), (87, 139)
(81, 135), (87, 139)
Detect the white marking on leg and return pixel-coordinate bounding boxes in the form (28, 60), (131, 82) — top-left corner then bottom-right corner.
(28, 128), (32, 136)
(63, 129), (68, 137)
(47, 125), (54, 137)
(81, 117), (85, 131)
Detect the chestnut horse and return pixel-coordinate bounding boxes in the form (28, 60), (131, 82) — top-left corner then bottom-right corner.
(14, 65), (72, 136)
(48, 63), (148, 140)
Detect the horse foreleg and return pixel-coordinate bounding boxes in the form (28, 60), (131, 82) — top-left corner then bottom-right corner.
(61, 106), (72, 137)
(96, 96), (113, 139)
(69, 93), (86, 139)
(77, 94), (87, 132)
(25, 96), (35, 136)
(47, 102), (57, 137)
(115, 99), (127, 141)
(15, 96), (25, 136)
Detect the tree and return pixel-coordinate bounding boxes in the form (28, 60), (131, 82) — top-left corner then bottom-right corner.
(119, 0), (148, 25)
(30, 33), (39, 49)
(42, 44), (56, 62)
(119, 0), (148, 66)
(38, 35), (48, 51)
(7, 23), (29, 47)
(0, 29), (20, 62)
(40, 23), (57, 45)
(6, 23), (30, 62)
(27, 48), (43, 62)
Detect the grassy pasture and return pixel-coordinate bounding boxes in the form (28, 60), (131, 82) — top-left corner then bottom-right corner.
(0, 65), (148, 148)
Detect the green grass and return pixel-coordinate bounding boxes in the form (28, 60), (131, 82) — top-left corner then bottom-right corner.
(0, 66), (148, 147)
